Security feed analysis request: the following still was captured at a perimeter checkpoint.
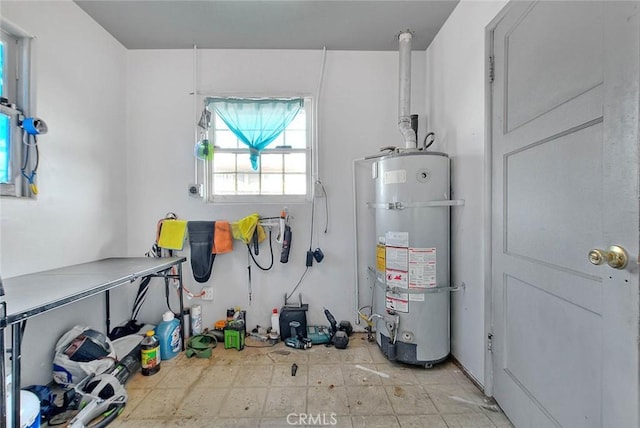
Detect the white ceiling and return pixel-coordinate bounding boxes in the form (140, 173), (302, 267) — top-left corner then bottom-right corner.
(74, 1), (459, 51)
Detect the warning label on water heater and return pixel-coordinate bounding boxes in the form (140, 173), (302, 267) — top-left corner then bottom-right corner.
(376, 244), (386, 273)
(385, 246), (408, 272)
(383, 170), (407, 185)
(385, 244), (408, 288)
(385, 231), (409, 248)
(409, 248), (437, 289)
(386, 291), (409, 312)
(385, 268), (408, 288)
(383, 231), (410, 312)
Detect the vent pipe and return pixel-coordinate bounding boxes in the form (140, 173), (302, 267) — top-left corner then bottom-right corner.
(398, 31), (416, 149)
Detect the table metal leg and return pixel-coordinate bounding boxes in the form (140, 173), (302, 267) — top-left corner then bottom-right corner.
(10, 323), (22, 428)
(177, 263), (185, 351)
(105, 289), (111, 335)
(0, 302), (6, 428)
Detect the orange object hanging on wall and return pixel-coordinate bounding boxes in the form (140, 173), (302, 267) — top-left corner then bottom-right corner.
(212, 221), (233, 254)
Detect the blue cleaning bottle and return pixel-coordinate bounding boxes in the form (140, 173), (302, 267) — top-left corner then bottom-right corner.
(156, 311), (181, 360)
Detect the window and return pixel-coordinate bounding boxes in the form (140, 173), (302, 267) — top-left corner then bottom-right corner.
(0, 108), (10, 183)
(205, 97), (312, 203)
(0, 30), (18, 104)
(0, 105), (21, 186)
(0, 22), (33, 198)
(1, 30), (18, 187)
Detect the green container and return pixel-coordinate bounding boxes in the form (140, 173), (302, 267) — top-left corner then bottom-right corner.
(224, 326), (245, 351)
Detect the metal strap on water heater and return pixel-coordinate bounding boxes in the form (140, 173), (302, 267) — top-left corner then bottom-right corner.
(367, 200), (465, 210)
(391, 285), (460, 294)
(375, 278), (461, 294)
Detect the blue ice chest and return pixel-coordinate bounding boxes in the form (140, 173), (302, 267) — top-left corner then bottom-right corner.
(156, 311), (181, 360)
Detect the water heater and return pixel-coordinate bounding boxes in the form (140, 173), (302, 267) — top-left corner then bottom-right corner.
(372, 150), (451, 367)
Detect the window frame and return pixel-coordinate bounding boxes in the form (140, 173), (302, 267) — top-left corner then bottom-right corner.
(204, 96), (313, 204)
(0, 20), (33, 198)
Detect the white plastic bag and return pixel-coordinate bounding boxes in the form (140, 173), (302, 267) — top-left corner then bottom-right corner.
(52, 325), (116, 386)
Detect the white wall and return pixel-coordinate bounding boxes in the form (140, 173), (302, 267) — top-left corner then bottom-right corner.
(0, 1), (127, 385)
(424, 0), (507, 387)
(125, 49), (426, 333)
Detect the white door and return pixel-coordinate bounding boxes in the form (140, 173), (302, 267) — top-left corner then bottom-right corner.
(491, 2), (639, 427)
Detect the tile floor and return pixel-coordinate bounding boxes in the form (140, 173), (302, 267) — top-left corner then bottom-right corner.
(111, 334), (513, 428)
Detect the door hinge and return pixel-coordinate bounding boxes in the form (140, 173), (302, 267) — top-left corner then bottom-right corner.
(488, 56), (495, 84)
(487, 332), (493, 353)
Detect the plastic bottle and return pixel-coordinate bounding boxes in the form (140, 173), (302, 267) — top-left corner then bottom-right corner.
(140, 330), (161, 376)
(271, 308), (280, 337)
(156, 311), (181, 361)
(182, 308), (191, 337)
(6, 387), (41, 428)
(191, 305), (202, 335)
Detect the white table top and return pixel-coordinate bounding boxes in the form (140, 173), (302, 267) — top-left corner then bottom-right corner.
(1, 257), (186, 325)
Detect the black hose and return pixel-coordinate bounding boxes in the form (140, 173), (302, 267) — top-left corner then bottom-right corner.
(423, 132), (435, 150)
(247, 229), (274, 271)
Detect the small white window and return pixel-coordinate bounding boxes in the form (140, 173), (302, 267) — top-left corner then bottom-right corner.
(205, 97), (312, 203)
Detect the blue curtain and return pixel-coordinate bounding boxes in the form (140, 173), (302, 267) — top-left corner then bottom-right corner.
(0, 113), (8, 183)
(206, 98), (303, 170)
(0, 44), (7, 183)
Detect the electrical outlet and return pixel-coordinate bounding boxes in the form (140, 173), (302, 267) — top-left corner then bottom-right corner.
(201, 287), (214, 301)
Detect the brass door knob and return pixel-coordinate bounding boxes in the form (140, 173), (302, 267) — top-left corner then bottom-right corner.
(588, 249), (607, 265)
(588, 245), (629, 269)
